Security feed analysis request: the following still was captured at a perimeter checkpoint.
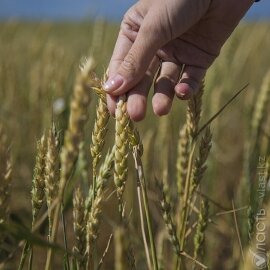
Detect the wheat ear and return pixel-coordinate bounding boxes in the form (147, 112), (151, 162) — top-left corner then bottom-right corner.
(158, 181), (181, 255)
(31, 135), (47, 226)
(45, 58), (94, 270)
(44, 124), (60, 239)
(187, 83), (204, 139)
(193, 199), (209, 260)
(179, 83), (204, 265)
(73, 186), (87, 269)
(19, 135), (46, 270)
(157, 180), (203, 270)
(176, 124), (190, 198)
(114, 96), (129, 215)
(91, 19), (106, 61)
(85, 147), (115, 214)
(85, 148), (114, 264)
(128, 121), (143, 156)
(90, 97), (109, 182)
(191, 126), (212, 193)
(251, 70), (270, 141)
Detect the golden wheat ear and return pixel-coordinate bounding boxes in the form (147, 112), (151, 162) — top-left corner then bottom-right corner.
(85, 148), (114, 267)
(157, 180), (181, 255)
(45, 57), (95, 269)
(44, 124), (60, 239)
(176, 124), (189, 199)
(187, 83), (204, 139)
(90, 98), (110, 179)
(193, 199), (209, 260)
(31, 134), (47, 227)
(191, 126), (212, 194)
(114, 96), (129, 215)
(72, 186), (87, 269)
(251, 70), (270, 143)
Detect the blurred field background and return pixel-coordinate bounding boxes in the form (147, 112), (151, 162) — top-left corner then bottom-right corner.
(0, 19), (270, 270)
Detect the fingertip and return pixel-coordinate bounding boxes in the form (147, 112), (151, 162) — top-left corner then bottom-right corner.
(175, 65), (206, 99)
(103, 74), (125, 93)
(174, 83), (194, 100)
(106, 94), (117, 116)
(126, 56), (160, 122)
(127, 95), (147, 122)
(152, 61), (178, 116)
(129, 111), (146, 122)
(152, 93), (172, 116)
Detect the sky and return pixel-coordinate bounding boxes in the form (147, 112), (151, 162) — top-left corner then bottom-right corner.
(0, 0), (269, 21)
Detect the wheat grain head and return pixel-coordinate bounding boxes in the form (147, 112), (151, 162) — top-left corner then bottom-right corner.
(44, 124), (60, 237)
(114, 96), (129, 203)
(31, 134), (47, 226)
(187, 83), (204, 139)
(73, 186), (87, 269)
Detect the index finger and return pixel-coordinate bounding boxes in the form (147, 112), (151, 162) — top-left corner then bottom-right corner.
(108, 29), (133, 78)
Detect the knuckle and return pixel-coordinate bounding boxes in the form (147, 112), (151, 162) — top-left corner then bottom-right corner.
(121, 13), (132, 32)
(121, 7), (142, 32)
(121, 52), (137, 74)
(122, 12), (130, 25)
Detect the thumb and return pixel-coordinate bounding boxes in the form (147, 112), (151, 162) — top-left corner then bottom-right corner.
(104, 12), (168, 95)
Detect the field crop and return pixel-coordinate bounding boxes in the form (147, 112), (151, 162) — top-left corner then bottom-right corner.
(0, 21), (270, 270)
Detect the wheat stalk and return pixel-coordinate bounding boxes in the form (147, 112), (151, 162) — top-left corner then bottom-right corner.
(129, 121), (158, 270)
(97, 234), (113, 270)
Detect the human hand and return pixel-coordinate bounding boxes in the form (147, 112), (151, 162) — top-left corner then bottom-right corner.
(104, 0), (254, 121)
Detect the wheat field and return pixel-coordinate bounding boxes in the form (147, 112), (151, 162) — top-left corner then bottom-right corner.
(0, 21), (270, 270)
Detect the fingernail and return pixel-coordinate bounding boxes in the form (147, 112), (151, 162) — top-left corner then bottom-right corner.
(178, 93), (187, 100)
(175, 83), (193, 100)
(103, 75), (124, 92)
(179, 92), (192, 100)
